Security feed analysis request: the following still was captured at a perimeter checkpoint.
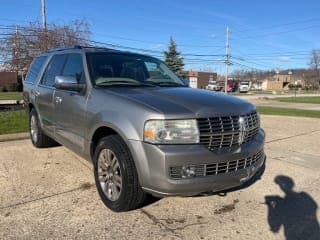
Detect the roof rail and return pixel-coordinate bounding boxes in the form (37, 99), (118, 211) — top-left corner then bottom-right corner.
(47, 45), (82, 52)
(81, 45), (112, 50)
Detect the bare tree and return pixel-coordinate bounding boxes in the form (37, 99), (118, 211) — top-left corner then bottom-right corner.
(0, 19), (91, 77)
(310, 49), (320, 88)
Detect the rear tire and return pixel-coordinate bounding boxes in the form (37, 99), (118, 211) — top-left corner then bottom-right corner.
(93, 135), (146, 212)
(29, 109), (57, 148)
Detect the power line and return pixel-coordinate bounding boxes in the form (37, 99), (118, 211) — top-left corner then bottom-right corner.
(233, 17), (320, 33)
(231, 61), (265, 71)
(0, 23), (226, 50)
(0, 24), (314, 73)
(233, 24), (319, 40)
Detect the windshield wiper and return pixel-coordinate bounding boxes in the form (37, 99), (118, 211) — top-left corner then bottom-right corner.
(145, 80), (185, 87)
(96, 80), (141, 86)
(96, 80), (160, 88)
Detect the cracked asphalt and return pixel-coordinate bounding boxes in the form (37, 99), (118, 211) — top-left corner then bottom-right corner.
(0, 115), (319, 240)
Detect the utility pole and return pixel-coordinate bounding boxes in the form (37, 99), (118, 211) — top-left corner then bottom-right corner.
(224, 26), (230, 93)
(41, 0), (48, 51)
(41, 0), (47, 30)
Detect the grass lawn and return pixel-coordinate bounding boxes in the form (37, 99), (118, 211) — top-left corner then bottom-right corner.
(257, 106), (320, 118)
(275, 96), (320, 104)
(0, 110), (28, 135)
(0, 92), (23, 101)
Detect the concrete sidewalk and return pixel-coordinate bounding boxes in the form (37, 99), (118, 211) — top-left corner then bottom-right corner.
(0, 116), (319, 240)
(249, 98), (320, 111)
(0, 100), (19, 105)
(0, 133), (29, 142)
(237, 93), (320, 100)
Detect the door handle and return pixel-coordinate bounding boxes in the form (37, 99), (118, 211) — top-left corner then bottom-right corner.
(55, 96), (62, 104)
(33, 90), (41, 97)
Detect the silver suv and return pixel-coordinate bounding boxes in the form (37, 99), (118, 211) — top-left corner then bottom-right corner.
(23, 46), (265, 212)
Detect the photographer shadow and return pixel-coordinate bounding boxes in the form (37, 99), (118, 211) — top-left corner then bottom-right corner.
(265, 175), (320, 240)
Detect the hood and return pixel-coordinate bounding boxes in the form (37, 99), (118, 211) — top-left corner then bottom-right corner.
(103, 87), (256, 118)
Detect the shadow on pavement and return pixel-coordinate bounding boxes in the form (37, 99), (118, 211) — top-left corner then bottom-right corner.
(265, 175), (320, 240)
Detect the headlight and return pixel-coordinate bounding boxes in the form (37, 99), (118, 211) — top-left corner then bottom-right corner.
(144, 119), (199, 144)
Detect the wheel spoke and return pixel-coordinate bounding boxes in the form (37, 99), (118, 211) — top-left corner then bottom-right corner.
(98, 157), (107, 170)
(110, 156), (117, 170)
(113, 175), (122, 188)
(111, 183), (120, 200)
(98, 170), (107, 176)
(97, 148), (122, 202)
(106, 182), (112, 198)
(98, 169), (108, 181)
(99, 175), (107, 182)
(102, 149), (108, 161)
(30, 115), (38, 142)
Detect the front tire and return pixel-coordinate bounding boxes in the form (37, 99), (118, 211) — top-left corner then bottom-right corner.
(29, 109), (57, 148)
(93, 135), (146, 212)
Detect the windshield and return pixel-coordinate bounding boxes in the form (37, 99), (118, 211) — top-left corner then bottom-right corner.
(86, 52), (185, 87)
(240, 81), (249, 85)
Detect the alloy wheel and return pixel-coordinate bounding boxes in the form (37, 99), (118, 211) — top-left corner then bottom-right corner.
(97, 149), (122, 201)
(30, 114), (38, 143)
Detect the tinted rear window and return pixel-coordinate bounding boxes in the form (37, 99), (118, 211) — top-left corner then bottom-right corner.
(24, 56), (47, 84)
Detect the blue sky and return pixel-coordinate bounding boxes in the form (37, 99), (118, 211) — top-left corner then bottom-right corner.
(1, 0), (320, 74)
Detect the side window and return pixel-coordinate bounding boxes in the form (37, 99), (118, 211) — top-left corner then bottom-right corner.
(25, 56), (47, 84)
(42, 54), (67, 87)
(62, 54), (85, 83)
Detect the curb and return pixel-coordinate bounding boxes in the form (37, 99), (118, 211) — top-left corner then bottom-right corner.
(0, 133), (29, 142)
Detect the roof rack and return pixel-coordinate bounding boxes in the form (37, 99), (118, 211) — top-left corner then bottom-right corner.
(47, 45), (82, 52)
(47, 45), (115, 53)
(82, 45), (114, 51)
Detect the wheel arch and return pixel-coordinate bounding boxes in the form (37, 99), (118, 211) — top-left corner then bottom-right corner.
(27, 103), (34, 112)
(90, 125), (124, 160)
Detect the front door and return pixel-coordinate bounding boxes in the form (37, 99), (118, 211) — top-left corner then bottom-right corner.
(53, 53), (88, 152)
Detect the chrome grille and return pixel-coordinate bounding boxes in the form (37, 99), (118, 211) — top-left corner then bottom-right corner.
(169, 150), (264, 179)
(198, 111), (260, 151)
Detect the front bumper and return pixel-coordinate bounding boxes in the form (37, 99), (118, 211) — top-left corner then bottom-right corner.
(128, 129), (265, 197)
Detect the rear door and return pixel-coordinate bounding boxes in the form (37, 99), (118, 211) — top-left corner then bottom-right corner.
(35, 54), (67, 135)
(53, 53), (88, 151)
(23, 55), (48, 108)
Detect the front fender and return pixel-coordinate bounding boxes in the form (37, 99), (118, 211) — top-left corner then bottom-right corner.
(88, 110), (141, 142)
(87, 110), (151, 184)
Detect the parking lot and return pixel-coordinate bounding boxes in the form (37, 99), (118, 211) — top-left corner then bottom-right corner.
(0, 115), (319, 240)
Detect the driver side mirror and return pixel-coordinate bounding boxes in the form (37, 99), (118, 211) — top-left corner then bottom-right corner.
(54, 76), (85, 92)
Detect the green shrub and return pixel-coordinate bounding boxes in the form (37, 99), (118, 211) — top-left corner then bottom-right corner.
(288, 83), (302, 90)
(2, 86), (8, 92)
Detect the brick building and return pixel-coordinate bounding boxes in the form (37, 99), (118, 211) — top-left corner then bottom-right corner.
(261, 73), (305, 90)
(184, 71), (217, 89)
(0, 72), (18, 91)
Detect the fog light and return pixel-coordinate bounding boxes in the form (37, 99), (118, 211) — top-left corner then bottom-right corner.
(181, 166), (196, 178)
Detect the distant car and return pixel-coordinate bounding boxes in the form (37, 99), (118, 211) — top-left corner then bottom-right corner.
(239, 81), (251, 93)
(23, 45), (266, 212)
(218, 80), (237, 92)
(206, 80), (218, 91)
